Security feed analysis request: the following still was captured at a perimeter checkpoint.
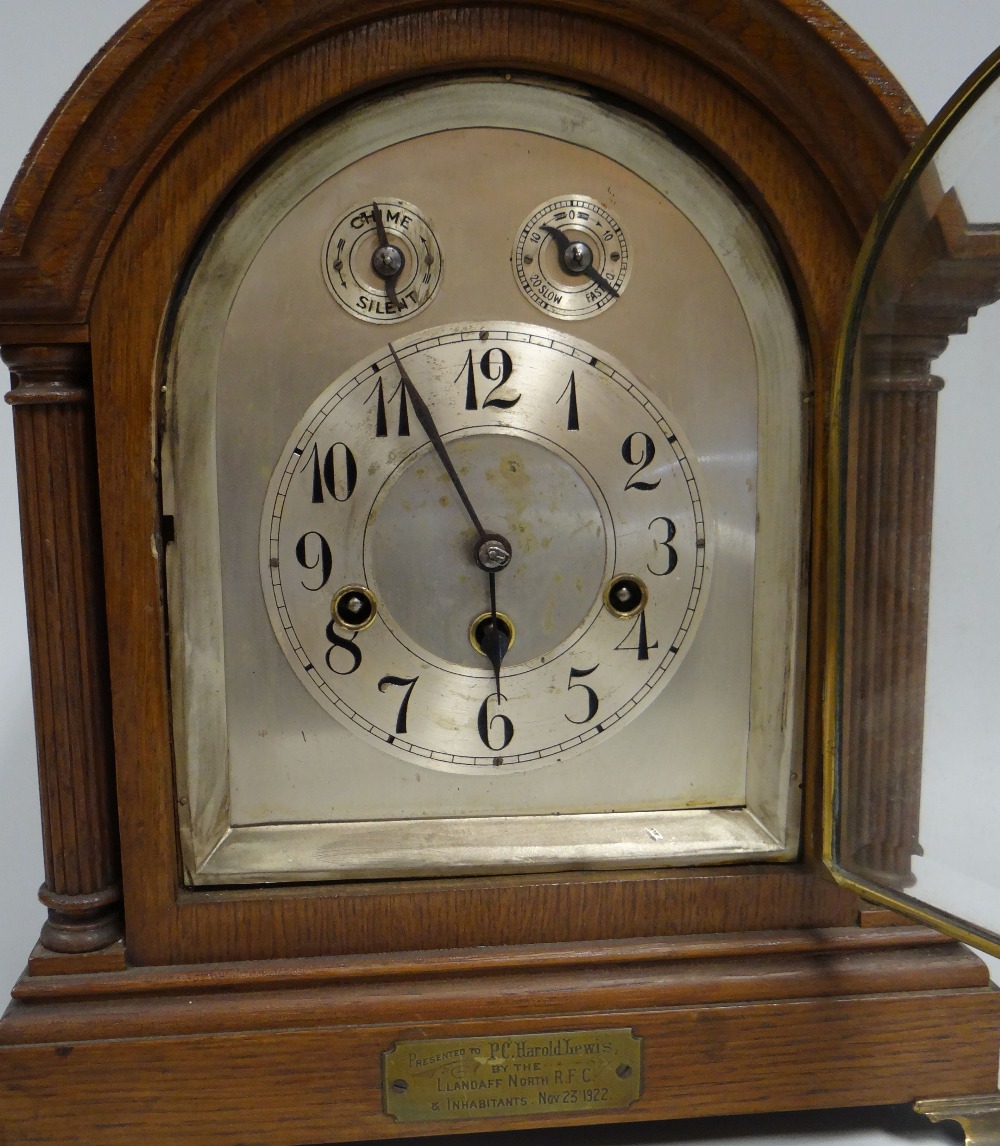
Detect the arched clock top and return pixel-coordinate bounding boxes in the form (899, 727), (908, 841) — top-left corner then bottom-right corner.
(0, 0), (919, 338)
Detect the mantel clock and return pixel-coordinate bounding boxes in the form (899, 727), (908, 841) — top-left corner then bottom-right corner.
(1, 2), (1000, 1143)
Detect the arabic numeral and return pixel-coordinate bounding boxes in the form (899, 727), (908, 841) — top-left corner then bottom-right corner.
(453, 347), (520, 411)
(324, 619), (361, 675)
(301, 441), (357, 502)
(480, 348), (516, 406)
(366, 375), (410, 437)
(621, 432), (660, 492)
(294, 531), (332, 590)
(477, 693), (514, 750)
(615, 610), (658, 662)
(454, 349), (479, 411)
(648, 516), (678, 576)
(557, 371), (580, 431)
(565, 665), (599, 724)
(378, 674), (419, 734)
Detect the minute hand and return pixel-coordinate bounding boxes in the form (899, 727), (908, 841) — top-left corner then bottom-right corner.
(387, 342), (511, 697)
(387, 342), (488, 542)
(542, 224), (620, 299)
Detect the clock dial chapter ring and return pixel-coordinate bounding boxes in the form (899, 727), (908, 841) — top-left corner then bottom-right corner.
(260, 322), (709, 771)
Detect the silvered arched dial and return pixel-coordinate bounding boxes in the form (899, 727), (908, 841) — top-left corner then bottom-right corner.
(260, 321), (709, 771)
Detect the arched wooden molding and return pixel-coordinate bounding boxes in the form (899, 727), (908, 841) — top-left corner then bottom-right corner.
(0, 0), (920, 336)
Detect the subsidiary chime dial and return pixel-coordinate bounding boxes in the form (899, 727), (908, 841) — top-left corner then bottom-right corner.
(261, 324), (708, 769)
(323, 198), (443, 322)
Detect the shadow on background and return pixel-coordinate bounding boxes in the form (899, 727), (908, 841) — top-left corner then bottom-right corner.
(340, 1104), (965, 1146)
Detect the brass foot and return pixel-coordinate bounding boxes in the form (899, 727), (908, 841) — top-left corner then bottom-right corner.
(916, 1096), (1000, 1144)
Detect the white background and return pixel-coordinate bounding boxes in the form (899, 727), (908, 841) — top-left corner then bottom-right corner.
(1, 3), (999, 1144)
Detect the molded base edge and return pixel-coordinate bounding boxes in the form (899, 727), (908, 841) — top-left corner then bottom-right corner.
(2, 927), (998, 1145)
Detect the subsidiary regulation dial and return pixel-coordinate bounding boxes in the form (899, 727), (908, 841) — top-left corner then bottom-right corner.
(513, 196), (630, 319)
(323, 198), (443, 323)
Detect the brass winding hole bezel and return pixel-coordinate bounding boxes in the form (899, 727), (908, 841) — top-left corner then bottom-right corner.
(603, 574), (649, 619)
(331, 584), (379, 631)
(468, 610), (516, 656)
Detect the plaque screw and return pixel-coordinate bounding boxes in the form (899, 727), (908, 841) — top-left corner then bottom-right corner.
(391, 1079), (409, 1093)
(616, 1063), (633, 1079)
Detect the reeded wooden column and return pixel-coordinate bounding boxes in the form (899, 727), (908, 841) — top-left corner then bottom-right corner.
(840, 186), (1000, 889)
(2, 344), (121, 953)
(842, 334), (944, 889)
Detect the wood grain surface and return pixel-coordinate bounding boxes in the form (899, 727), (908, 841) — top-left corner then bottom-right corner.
(1, 3), (996, 1143)
(1, 929), (996, 1144)
(1, 346), (121, 954)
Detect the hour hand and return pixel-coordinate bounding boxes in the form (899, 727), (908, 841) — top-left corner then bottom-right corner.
(480, 571), (510, 702)
(542, 223), (621, 299)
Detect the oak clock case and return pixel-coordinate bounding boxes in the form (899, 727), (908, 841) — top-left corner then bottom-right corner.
(6, 2), (1000, 1144)
(166, 79), (805, 884)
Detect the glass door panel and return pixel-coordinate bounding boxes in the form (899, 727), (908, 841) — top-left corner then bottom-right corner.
(832, 47), (1000, 955)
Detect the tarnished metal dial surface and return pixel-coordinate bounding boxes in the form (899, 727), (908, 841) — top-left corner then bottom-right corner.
(260, 322), (708, 771)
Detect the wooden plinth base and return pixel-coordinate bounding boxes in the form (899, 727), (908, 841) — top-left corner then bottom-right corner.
(2, 926), (998, 1145)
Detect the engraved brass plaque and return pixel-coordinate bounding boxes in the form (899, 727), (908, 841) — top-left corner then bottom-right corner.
(383, 1028), (642, 1123)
